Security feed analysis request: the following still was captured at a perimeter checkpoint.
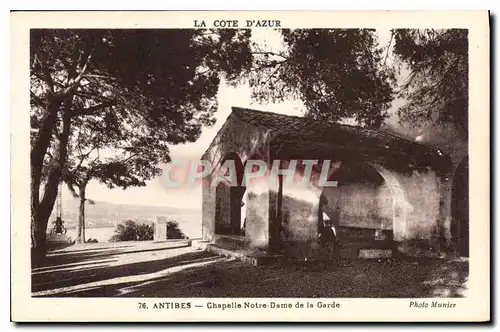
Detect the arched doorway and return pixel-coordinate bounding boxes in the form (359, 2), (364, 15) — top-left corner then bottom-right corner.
(319, 161), (400, 257)
(214, 152), (246, 236)
(451, 156), (469, 257)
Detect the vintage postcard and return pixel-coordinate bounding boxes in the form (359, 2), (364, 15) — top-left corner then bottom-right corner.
(11, 10), (490, 322)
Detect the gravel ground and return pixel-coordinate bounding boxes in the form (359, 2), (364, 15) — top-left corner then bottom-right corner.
(32, 242), (469, 298)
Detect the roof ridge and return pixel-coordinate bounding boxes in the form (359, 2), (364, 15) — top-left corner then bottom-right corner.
(231, 106), (359, 130)
(200, 106), (450, 174)
(231, 106), (441, 152)
(230, 106), (423, 146)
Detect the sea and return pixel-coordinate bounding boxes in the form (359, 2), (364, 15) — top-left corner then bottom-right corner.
(65, 223), (202, 243)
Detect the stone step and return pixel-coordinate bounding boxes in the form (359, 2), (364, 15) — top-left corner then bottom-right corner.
(336, 241), (394, 259)
(214, 235), (248, 251)
(358, 248), (393, 259)
(207, 243), (246, 260)
(206, 243), (283, 267)
(191, 239), (210, 250)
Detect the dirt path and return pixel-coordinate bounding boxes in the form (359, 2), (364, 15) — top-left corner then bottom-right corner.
(32, 242), (469, 298)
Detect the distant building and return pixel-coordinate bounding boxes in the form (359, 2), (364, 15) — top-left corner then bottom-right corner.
(201, 107), (468, 261)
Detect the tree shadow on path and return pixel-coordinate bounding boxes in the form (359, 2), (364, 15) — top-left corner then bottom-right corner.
(32, 244), (215, 295)
(32, 244), (469, 298)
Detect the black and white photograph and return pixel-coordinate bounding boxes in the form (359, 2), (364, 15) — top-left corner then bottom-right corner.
(11, 10), (489, 322)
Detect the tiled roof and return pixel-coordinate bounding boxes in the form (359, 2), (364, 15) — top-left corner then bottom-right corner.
(231, 107), (451, 174)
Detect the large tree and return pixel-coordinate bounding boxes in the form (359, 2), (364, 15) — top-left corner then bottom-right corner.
(61, 109), (173, 244)
(30, 29), (252, 256)
(391, 29), (468, 136)
(249, 29), (397, 128)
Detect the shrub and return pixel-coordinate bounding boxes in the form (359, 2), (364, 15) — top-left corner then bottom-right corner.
(167, 220), (188, 239)
(109, 220), (154, 242)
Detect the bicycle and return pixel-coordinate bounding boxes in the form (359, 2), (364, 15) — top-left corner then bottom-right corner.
(50, 217), (67, 235)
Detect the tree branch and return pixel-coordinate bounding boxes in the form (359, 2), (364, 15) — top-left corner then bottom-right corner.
(383, 32), (394, 67)
(70, 100), (116, 116)
(75, 146), (97, 169)
(66, 51), (82, 84)
(252, 51), (289, 60)
(83, 74), (118, 81)
(34, 54), (55, 95)
(59, 52), (93, 98)
(263, 63), (283, 86)
(30, 91), (44, 107)
(120, 152), (140, 164)
(75, 89), (115, 103)
(73, 52), (93, 85)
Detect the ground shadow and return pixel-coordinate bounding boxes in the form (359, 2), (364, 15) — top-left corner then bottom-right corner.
(33, 243), (469, 298)
(32, 242), (190, 269)
(32, 245), (213, 294)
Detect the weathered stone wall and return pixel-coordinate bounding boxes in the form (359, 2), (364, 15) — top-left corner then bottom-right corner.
(245, 179), (270, 249)
(343, 183), (392, 230)
(214, 183), (231, 234)
(201, 114), (273, 249)
(278, 161), (443, 257)
(397, 170), (442, 243)
(280, 186), (321, 258)
(279, 161), (341, 258)
(372, 164), (442, 246)
(383, 121), (467, 251)
(440, 155), (468, 250)
(322, 183), (393, 230)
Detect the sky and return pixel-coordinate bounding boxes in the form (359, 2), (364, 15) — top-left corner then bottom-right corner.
(68, 28), (406, 209)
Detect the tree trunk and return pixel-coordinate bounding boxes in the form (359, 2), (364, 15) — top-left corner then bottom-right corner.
(30, 54), (83, 258)
(30, 100), (60, 252)
(77, 184), (87, 244)
(30, 212), (48, 264)
(31, 101), (73, 258)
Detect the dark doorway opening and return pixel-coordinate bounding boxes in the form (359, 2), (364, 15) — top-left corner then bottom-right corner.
(214, 152), (246, 236)
(320, 161), (394, 259)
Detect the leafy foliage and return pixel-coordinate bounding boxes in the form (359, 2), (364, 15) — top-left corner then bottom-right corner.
(109, 220), (154, 242)
(249, 29), (396, 128)
(31, 29), (254, 172)
(30, 29), (253, 135)
(391, 29), (468, 135)
(166, 220), (188, 240)
(108, 219), (187, 242)
(30, 29), (253, 249)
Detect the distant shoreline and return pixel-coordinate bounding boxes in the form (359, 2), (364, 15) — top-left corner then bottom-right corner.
(62, 225), (201, 243)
